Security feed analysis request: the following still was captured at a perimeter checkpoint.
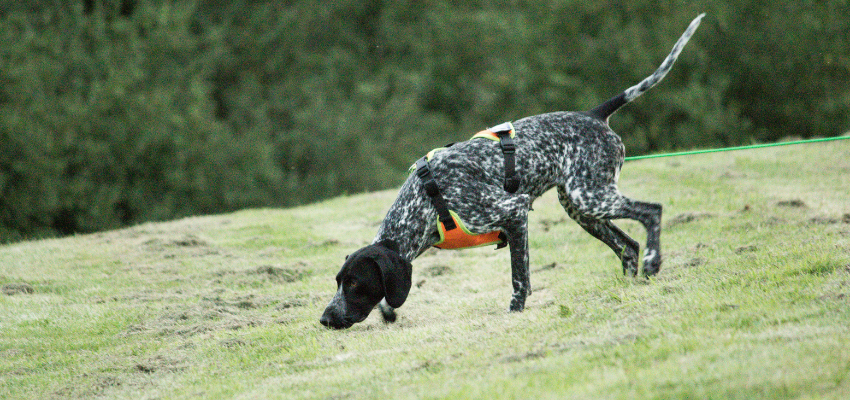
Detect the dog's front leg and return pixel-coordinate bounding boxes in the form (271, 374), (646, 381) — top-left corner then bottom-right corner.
(506, 222), (531, 312)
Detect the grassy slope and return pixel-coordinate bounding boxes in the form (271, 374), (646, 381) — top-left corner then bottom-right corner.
(2, 139), (849, 400)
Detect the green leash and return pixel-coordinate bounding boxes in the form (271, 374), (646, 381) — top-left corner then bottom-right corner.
(624, 136), (850, 162)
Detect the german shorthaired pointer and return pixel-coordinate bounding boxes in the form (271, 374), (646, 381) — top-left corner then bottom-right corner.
(321, 14), (705, 329)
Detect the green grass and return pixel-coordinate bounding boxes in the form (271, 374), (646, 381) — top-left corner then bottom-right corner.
(2, 140), (850, 399)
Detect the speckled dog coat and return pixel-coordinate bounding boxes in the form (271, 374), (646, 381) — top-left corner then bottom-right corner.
(320, 14), (705, 329)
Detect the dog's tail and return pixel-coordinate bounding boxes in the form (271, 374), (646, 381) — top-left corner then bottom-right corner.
(588, 13), (705, 122)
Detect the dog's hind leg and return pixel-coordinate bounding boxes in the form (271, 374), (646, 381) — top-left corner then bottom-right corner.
(559, 184), (662, 277)
(557, 186), (641, 276)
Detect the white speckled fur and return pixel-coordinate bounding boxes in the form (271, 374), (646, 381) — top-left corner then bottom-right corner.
(364, 15), (704, 315)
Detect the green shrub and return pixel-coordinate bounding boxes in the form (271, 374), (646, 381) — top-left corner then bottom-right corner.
(1, 0), (847, 241)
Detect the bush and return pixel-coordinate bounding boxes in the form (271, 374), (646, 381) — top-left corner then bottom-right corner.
(1, 0), (847, 241)
(0, 1), (281, 239)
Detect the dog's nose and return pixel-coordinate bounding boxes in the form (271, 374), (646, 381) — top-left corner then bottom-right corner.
(320, 307), (344, 329)
(319, 314), (332, 328)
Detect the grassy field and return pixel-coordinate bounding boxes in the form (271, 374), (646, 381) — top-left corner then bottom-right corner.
(2, 139), (850, 399)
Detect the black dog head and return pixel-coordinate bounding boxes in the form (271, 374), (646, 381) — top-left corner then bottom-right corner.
(320, 239), (412, 329)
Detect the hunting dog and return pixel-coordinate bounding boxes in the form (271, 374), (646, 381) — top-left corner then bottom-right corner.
(321, 14), (705, 329)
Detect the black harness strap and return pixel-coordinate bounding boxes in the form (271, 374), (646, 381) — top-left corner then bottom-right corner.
(414, 154), (508, 250)
(489, 123), (520, 193)
(498, 132), (519, 193)
(415, 157), (457, 231)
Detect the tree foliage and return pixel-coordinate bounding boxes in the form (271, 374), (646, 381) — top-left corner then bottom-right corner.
(1, 0), (848, 241)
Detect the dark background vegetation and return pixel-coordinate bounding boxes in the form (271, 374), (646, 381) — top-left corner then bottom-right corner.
(1, 0), (848, 242)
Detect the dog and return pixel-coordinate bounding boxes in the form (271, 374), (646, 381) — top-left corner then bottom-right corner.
(320, 14), (705, 329)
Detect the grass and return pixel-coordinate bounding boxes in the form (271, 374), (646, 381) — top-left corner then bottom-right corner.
(2, 139), (850, 399)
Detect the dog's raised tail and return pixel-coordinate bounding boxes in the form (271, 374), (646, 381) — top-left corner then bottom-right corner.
(588, 13), (705, 122)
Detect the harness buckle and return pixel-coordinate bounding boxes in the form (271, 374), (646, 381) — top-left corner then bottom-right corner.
(415, 159), (432, 181)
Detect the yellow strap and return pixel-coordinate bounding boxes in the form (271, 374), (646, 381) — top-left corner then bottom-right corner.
(472, 122), (516, 141)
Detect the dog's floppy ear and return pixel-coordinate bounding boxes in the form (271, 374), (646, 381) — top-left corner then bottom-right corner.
(372, 239), (412, 308)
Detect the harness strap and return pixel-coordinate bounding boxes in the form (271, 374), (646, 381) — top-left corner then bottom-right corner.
(415, 157), (457, 231)
(498, 131), (519, 193)
(414, 154), (507, 250)
(478, 122), (520, 193)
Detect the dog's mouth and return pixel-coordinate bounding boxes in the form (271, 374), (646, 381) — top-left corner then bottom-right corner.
(320, 310), (369, 330)
(321, 319), (353, 330)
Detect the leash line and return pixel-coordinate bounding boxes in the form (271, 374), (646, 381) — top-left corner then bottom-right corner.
(624, 135), (850, 162)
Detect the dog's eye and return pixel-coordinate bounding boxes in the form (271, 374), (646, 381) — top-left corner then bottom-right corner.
(345, 279), (358, 290)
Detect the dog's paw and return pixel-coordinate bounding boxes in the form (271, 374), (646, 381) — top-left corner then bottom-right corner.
(641, 249), (662, 277)
(509, 296), (526, 313)
(622, 258), (639, 277)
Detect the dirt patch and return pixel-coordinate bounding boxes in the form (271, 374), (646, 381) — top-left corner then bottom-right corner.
(139, 234), (221, 259)
(422, 265), (453, 277)
(682, 257), (706, 268)
(409, 359), (444, 373)
(735, 245), (759, 254)
(808, 216), (839, 225)
(661, 286), (683, 294)
(808, 214), (850, 225)
(219, 338), (247, 348)
(94, 375), (122, 390)
(2, 282), (34, 295)
(539, 217), (568, 232)
(125, 297), (271, 338)
(666, 212), (715, 227)
(533, 262), (559, 272)
(209, 294), (281, 310)
(309, 239), (340, 247)
(134, 353), (189, 374)
(172, 236), (208, 247)
(252, 265), (307, 283)
(547, 334), (641, 353)
(500, 350), (547, 363)
(142, 235), (207, 249)
(276, 298), (308, 310)
(110, 291), (187, 304)
(777, 199), (807, 208)
(125, 292), (316, 337)
(211, 263), (311, 287)
(719, 171), (747, 180)
(817, 293), (847, 301)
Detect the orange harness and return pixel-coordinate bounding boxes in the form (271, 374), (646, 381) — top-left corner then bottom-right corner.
(413, 123), (516, 250)
(433, 211), (506, 250)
